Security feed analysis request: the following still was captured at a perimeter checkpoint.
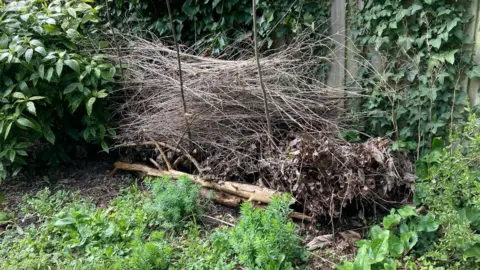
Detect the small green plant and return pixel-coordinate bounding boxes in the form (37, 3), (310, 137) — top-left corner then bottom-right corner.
(145, 175), (206, 229)
(336, 206), (440, 270)
(228, 194), (308, 269)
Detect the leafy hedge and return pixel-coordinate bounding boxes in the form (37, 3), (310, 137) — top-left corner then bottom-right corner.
(105, 0), (330, 55)
(352, 0), (477, 153)
(0, 0), (116, 179)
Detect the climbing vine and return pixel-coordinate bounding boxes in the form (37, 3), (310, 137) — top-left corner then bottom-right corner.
(352, 0), (478, 154)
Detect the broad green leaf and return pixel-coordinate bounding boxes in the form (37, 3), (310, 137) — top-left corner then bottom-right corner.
(416, 214), (440, 232)
(397, 206), (417, 219)
(86, 97), (96, 116)
(15, 142), (33, 149)
(370, 230), (390, 263)
(67, 8), (77, 18)
(34, 47), (47, 55)
(26, 102), (36, 115)
(65, 59), (80, 73)
(101, 141), (109, 153)
(444, 50), (457, 64)
(400, 231), (418, 250)
(29, 96), (45, 101)
(382, 213), (401, 229)
(46, 67), (54, 82)
(38, 64), (45, 79)
(388, 235), (404, 256)
(43, 125), (55, 144)
(4, 122), (12, 139)
(19, 81), (28, 91)
(12, 92), (25, 99)
(464, 244), (480, 259)
(56, 60), (63, 76)
(466, 66), (480, 79)
(25, 48), (33, 63)
(54, 217), (75, 226)
(16, 117), (35, 129)
(182, 0), (200, 18)
(8, 150), (15, 162)
(3, 84), (16, 98)
(29, 40), (44, 47)
(352, 246), (370, 270)
(64, 82), (79, 94)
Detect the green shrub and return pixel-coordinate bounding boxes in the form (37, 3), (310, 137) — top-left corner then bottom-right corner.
(228, 194), (308, 269)
(0, 0), (117, 179)
(145, 175), (206, 229)
(413, 113), (480, 268)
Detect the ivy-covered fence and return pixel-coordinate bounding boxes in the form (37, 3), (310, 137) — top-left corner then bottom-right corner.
(327, 0), (480, 155)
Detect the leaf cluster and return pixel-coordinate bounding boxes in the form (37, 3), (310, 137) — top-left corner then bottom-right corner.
(352, 0), (476, 153)
(0, 0), (117, 179)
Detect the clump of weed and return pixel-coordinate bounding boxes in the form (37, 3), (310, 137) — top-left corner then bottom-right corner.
(145, 176), (206, 229)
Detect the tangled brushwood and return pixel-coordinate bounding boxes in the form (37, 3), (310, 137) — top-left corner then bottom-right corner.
(114, 34), (413, 218)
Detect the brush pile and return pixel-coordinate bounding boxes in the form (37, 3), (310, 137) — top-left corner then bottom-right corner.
(114, 35), (414, 219)
(116, 34), (344, 152)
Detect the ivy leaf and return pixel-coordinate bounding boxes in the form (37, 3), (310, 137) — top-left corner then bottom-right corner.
(86, 97), (96, 116)
(182, 0), (200, 18)
(24, 48), (33, 63)
(466, 66), (480, 78)
(26, 102), (36, 115)
(410, 4), (422, 15)
(430, 38), (441, 49)
(444, 50), (457, 64)
(65, 59), (80, 73)
(43, 125), (55, 144)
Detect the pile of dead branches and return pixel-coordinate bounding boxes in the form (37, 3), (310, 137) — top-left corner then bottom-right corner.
(115, 34), (348, 165)
(258, 135), (415, 218)
(113, 34), (413, 219)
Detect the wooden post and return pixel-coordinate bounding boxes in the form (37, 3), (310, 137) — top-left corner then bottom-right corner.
(327, 0), (347, 108)
(466, 0), (480, 106)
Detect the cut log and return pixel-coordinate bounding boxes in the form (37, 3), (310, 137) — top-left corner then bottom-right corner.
(113, 162), (280, 203)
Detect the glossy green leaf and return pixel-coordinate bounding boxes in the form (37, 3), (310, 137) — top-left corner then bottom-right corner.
(56, 60), (64, 76)
(64, 82), (79, 94)
(25, 48), (33, 63)
(43, 124), (55, 144)
(86, 97), (96, 116)
(101, 141), (109, 153)
(65, 59), (80, 73)
(26, 101), (36, 115)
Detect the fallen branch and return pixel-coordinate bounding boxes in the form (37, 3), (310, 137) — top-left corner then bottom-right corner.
(200, 188), (313, 222)
(113, 161), (279, 203)
(147, 135), (172, 170)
